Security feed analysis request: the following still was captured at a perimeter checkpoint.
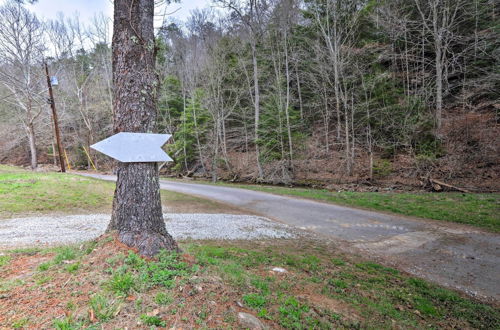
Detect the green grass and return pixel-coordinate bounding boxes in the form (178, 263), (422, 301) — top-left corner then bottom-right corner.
(1, 238), (498, 328)
(0, 165), (238, 217)
(0, 255), (11, 268)
(176, 179), (500, 231)
(139, 314), (166, 327)
(189, 241), (500, 329)
(0, 165), (114, 217)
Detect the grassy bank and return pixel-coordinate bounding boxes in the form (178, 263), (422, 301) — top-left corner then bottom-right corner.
(0, 166), (240, 218)
(0, 238), (498, 328)
(174, 179), (500, 232)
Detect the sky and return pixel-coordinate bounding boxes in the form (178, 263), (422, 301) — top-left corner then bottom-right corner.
(0, 0), (211, 27)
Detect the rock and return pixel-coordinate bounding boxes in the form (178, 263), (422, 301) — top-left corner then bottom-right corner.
(271, 267), (288, 273)
(238, 312), (265, 330)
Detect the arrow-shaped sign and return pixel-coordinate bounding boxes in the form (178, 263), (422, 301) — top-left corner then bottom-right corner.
(90, 132), (173, 163)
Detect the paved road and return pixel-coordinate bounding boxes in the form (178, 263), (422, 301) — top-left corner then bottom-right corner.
(79, 173), (499, 302)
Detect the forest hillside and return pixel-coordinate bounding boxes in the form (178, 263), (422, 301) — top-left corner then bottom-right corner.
(0, 0), (498, 191)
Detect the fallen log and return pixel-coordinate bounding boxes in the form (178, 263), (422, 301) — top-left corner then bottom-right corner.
(428, 178), (470, 193)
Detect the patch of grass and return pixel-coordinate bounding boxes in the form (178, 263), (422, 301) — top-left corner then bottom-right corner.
(11, 318), (29, 329)
(331, 258), (346, 266)
(243, 293), (267, 308)
(65, 262), (80, 273)
(181, 179), (500, 231)
(139, 314), (166, 327)
(53, 247), (78, 264)
(52, 316), (83, 330)
(38, 261), (51, 271)
(189, 241), (500, 329)
(106, 269), (136, 296)
(1, 236), (498, 328)
(0, 168), (114, 217)
(278, 296), (312, 328)
(154, 292), (173, 305)
(105, 250), (192, 296)
(89, 294), (120, 322)
(35, 275), (53, 286)
(0, 278), (24, 293)
(0, 255), (11, 268)
(7, 247), (42, 255)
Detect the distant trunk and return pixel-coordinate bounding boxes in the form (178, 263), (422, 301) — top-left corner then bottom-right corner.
(108, 0), (178, 257)
(26, 122), (37, 170)
(435, 38), (443, 131)
(251, 41), (264, 179)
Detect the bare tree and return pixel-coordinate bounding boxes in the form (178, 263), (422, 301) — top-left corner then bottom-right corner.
(0, 1), (45, 169)
(413, 0), (470, 131)
(216, 0), (271, 179)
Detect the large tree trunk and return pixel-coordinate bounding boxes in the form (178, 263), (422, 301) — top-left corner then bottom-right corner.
(108, 0), (178, 256)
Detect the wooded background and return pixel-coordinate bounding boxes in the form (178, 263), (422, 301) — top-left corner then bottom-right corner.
(0, 0), (498, 191)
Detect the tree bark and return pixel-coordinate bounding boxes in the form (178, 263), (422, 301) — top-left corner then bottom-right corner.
(108, 0), (178, 256)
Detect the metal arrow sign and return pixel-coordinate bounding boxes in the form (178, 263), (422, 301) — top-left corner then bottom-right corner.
(90, 132), (173, 163)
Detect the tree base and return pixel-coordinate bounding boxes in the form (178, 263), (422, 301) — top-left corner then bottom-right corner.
(118, 230), (179, 257)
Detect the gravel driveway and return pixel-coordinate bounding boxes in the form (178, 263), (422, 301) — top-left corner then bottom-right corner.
(0, 213), (296, 250)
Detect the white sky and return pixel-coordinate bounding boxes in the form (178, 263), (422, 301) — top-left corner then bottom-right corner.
(0, 0), (212, 28)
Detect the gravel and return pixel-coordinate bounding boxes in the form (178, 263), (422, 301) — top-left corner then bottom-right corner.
(0, 213), (297, 249)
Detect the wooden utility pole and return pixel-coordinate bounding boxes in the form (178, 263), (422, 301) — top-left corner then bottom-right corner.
(44, 62), (65, 173)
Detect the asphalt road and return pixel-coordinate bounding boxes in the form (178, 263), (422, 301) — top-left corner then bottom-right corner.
(79, 172), (499, 302)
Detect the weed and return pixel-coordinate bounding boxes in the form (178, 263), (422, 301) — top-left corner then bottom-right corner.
(53, 316), (81, 330)
(0, 255), (11, 268)
(11, 318), (29, 329)
(125, 251), (146, 269)
(258, 308), (271, 319)
(138, 251), (190, 289)
(65, 262), (80, 273)
(301, 255), (321, 272)
(135, 298), (144, 311)
(243, 293), (267, 308)
(278, 296), (310, 328)
(154, 292), (173, 305)
(413, 296), (438, 316)
(107, 271), (136, 295)
(329, 279), (348, 290)
(331, 258), (346, 266)
(198, 305), (209, 320)
(139, 314), (166, 327)
(220, 262), (246, 287)
(66, 301), (76, 311)
(89, 294), (119, 322)
(53, 247), (77, 264)
(250, 277), (270, 295)
(38, 262), (51, 271)
(35, 275), (52, 286)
